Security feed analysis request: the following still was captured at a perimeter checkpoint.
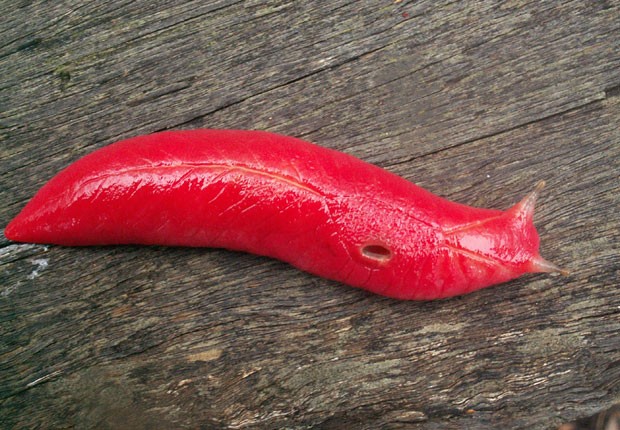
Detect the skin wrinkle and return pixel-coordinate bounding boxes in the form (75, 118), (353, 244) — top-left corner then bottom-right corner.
(203, 176), (326, 260)
(218, 192), (272, 245)
(204, 181), (236, 246)
(89, 176), (114, 203)
(286, 158), (304, 183)
(84, 179), (104, 203)
(377, 264), (398, 296)
(441, 214), (504, 235)
(341, 259), (357, 286)
(105, 159), (437, 232)
(323, 200), (354, 263)
(154, 218), (171, 235)
(124, 177), (144, 201)
(325, 230), (345, 260)
(443, 244), (504, 271)
(394, 265), (408, 298)
(170, 168), (196, 188)
(205, 173), (233, 205)
(236, 200), (261, 217)
(444, 247), (464, 292)
(74, 163), (324, 201)
(287, 224), (329, 269)
(361, 266), (379, 290)
(216, 192), (251, 219)
(407, 252), (431, 299)
(402, 259), (421, 300)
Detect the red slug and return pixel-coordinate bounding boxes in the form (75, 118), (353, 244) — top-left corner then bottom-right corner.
(4, 129), (565, 300)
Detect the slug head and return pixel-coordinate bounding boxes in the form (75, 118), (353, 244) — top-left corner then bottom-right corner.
(441, 181), (567, 297)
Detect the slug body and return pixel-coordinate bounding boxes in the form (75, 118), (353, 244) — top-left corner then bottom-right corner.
(5, 130), (561, 300)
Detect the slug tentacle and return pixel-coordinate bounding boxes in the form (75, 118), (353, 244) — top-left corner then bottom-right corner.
(508, 180), (569, 276)
(509, 180), (546, 221)
(530, 255), (570, 276)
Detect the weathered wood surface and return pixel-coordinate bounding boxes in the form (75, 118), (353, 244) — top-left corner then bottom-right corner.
(1, 1), (619, 429)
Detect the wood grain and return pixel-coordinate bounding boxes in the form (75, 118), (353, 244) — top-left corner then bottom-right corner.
(1, 1), (619, 429)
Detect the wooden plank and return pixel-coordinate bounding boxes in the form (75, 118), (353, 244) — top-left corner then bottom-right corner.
(1, 1), (619, 429)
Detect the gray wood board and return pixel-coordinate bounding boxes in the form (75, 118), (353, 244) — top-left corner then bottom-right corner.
(1, 1), (619, 429)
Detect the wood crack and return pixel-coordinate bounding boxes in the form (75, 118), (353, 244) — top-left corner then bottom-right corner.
(172, 44), (392, 129)
(388, 97), (606, 167)
(605, 83), (620, 98)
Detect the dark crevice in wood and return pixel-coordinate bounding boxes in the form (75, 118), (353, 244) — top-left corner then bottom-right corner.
(388, 96), (606, 167)
(605, 83), (620, 99)
(559, 403), (620, 430)
(169, 44), (391, 131)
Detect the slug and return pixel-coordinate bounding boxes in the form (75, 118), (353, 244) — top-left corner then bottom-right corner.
(4, 129), (566, 300)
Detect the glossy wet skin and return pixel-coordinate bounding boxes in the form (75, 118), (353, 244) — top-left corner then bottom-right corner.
(5, 130), (563, 300)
